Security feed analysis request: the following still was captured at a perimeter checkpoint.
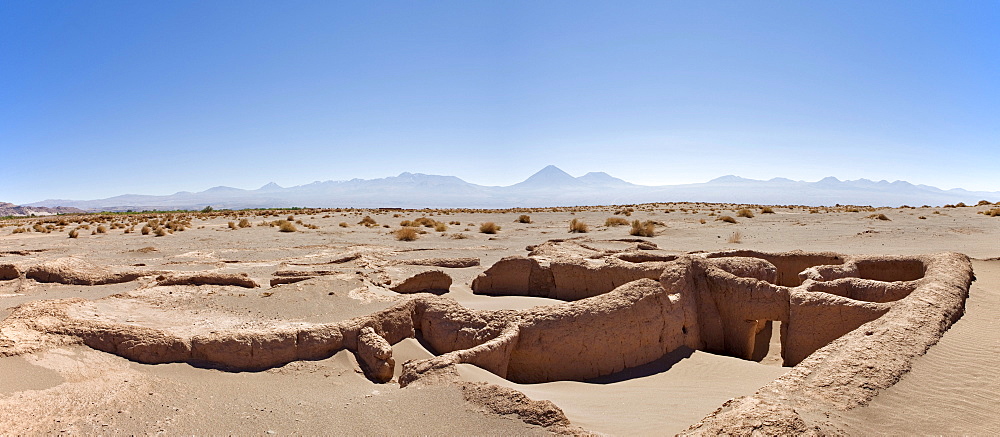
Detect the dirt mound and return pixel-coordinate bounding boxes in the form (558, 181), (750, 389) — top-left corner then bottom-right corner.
(25, 257), (142, 285)
(390, 270), (452, 294)
(394, 257), (480, 268)
(461, 382), (580, 433)
(156, 272), (259, 288)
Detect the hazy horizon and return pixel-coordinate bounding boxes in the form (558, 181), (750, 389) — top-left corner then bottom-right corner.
(3, 1), (998, 205)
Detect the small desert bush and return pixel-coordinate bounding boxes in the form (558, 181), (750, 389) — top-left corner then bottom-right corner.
(629, 220), (655, 237)
(516, 215), (532, 223)
(727, 231), (742, 244)
(867, 213), (891, 221)
(699, 218), (707, 224)
(154, 227), (167, 237)
(434, 222), (447, 232)
(450, 233), (469, 239)
(605, 217), (629, 227)
(480, 222), (500, 234)
(358, 216), (377, 227)
(736, 208), (754, 218)
(394, 227), (419, 241)
(760, 206), (775, 214)
(278, 220), (298, 232)
(96, 225), (107, 234)
(228, 221), (238, 230)
(984, 208), (1000, 217)
(339, 222), (349, 227)
(717, 215), (738, 224)
(238, 218), (251, 228)
(568, 219), (588, 233)
(977, 200), (992, 206)
(69, 229), (79, 238)
(141, 226), (151, 235)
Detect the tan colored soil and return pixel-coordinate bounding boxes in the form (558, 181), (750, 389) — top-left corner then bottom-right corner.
(0, 203), (997, 435)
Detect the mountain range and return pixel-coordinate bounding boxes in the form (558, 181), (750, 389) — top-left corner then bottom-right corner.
(24, 165), (1000, 211)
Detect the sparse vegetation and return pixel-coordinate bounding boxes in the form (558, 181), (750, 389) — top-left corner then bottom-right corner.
(736, 208), (754, 218)
(760, 206), (775, 214)
(605, 217), (629, 227)
(69, 229), (79, 238)
(278, 220), (298, 232)
(629, 220), (656, 237)
(868, 213), (891, 221)
(238, 218), (251, 228)
(569, 219), (588, 233)
(984, 208), (1000, 217)
(480, 222), (500, 234)
(717, 215), (738, 224)
(358, 216), (377, 227)
(141, 225), (151, 235)
(154, 227), (168, 237)
(228, 221), (238, 230)
(727, 231), (742, 244)
(394, 227), (419, 241)
(434, 222), (447, 232)
(339, 222), (349, 227)
(516, 214), (532, 223)
(96, 225), (107, 234)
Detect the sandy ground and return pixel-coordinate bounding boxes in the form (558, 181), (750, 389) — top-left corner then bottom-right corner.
(1, 203), (998, 435)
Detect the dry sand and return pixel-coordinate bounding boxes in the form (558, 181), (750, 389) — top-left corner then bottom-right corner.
(1, 203), (998, 435)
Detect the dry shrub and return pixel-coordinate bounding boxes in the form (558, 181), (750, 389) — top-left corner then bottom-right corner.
(69, 229), (79, 238)
(516, 215), (532, 223)
(699, 218), (707, 224)
(96, 225), (107, 234)
(717, 215), (738, 224)
(977, 200), (992, 206)
(918, 216), (927, 219)
(480, 222), (500, 234)
(394, 227), (419, 241)
(228, 221), (238, 230)
(154, 227), (168, 237)
(358, 216), (377, 227)
(867, 213), (891, 221)
(760, 206), (775, 214)
(736, 208), (754, 218)
(141, 226), (151, 235)
(434, 222), (447, 232)
(450, 233), (469, 239)
(605, 217), (629, 227)
(238, 218), (251, 228)
(278, 220), (298, 232)
(727, 231), (742, 244)
(339, 222), (349, 227)
(629, 220), (655, 237)
(568, 219), (588, 233)
(985, 208), (1000, 217)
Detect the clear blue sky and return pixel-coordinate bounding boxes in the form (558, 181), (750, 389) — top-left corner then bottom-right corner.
(2, 1), (998, 204)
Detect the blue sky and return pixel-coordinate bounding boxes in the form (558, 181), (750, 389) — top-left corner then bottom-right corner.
(2, 1), (998, 204)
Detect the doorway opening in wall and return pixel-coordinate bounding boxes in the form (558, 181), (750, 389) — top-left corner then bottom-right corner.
(751, 320), (786, 366)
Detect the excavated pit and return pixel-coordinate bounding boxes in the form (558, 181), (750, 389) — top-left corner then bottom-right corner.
(0, 240), (972, 435)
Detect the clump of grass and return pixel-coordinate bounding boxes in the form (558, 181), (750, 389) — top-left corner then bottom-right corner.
(717, 215), (738, 224)
(977, 200), (993, 206)
(727, 231), (742, 244)
(228, 221), (238, 230)
(434, 222), (447, 232)
(154, 227), (168, 237)
(278, 220), (298, 232)
(918, 216), (927, 219)
(605, 217), (629, 227)
(358, 216), (377, 227)
(867, 213), (891, 221)
(699, 218), (707, 224)
(238, 218), (252, 228)
(736, 208), (754, 218)
(339, 222), (349, 227)
(984, 208), (1000, 217)
(480, 222), (500, 234)
(69, 229), (79, 238)
(629, 220), (655, 237)
(141, 225), (151, 235)
(568, 219), (588, 233)
(450, 233), (469, 239)
(760, 206), (775, 214)
(394, 227), (419, 241)
(516, 215), (532, 223)
(96, 225), (107, 234)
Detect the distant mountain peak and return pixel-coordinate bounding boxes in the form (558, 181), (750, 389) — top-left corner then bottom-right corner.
(708, 175), (750, 183)
(257, 182), (283, 191)
(513, 165), (578, 188)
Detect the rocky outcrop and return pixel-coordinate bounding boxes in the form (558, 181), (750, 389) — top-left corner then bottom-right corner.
(25, 257), (142, 285)
(0, 264), (19, 281)
(390, 270), (452, 294)
(156, 272), (260, 288)
(393, 257), (480, 268)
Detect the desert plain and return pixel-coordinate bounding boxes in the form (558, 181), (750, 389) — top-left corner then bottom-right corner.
(1, 202), (998, 435)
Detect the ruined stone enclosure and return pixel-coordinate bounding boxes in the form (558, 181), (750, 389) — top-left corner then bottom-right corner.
(0, 239), (974, 434)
